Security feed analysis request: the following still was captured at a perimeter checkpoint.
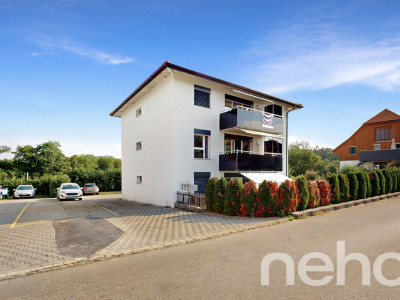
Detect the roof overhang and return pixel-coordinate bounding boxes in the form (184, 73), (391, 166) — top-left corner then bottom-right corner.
(110, 61), (303, 117)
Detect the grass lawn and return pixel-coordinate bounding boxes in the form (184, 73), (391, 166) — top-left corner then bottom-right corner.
(99, 191), (121, 195)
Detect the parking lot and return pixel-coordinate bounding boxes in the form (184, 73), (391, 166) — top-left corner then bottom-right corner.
(0, 195), (278, 280)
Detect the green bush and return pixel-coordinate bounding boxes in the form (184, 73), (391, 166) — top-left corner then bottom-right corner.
(390, 170), (397, 194)
(277, 180), (298, 215)
(356, 172), (367, 200)
(304, 171), (318, 181)
(369, 171), (380, 197)
(376, 170), (386, 195)
(347, 172), (359, 201)
(382, 169), (393, 194)
(205, 177), (218, 212)
(66, 169), (121, 191)
(365, 172), (372, 198)
(307, 181), (320, 208)
(213, 177), (227, 213)
(49, 174), (71, 198)
(258, 180), (279, 217)
(223, 178), (243, 216)
(338, 174), (350, 202)
(295, 176), (310, 211)
(327, 173), (340, 204)
(396, 169), (400, 192)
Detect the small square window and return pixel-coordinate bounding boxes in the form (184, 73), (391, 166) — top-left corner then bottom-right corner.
(136, 142), (142, 151)
(374, 144), (381, 150)
(137, 176), (142, 184)
(194, 85), (210, 108)
(349, 146), (356, 155)
(136, 107), (142, 117)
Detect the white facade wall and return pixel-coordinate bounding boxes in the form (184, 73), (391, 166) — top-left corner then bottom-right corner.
(121, 74), (176, 207)
(120, 70), (291, 207)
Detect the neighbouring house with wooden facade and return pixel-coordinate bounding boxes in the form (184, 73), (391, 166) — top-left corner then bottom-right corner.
(333, 109), (400, 170)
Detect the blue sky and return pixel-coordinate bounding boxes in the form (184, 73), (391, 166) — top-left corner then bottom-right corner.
(1, 0), (400, 158)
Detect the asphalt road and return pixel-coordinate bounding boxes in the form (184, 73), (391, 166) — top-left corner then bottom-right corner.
(1, 197), (400, 299)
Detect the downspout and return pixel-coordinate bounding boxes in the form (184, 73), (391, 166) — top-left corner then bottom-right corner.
(286, 105), (297, 177)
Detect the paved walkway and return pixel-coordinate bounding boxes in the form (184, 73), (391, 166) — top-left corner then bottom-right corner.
(0, 196), (281, 280)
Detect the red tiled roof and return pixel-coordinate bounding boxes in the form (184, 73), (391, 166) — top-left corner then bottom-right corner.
(364, 109), (400, 125)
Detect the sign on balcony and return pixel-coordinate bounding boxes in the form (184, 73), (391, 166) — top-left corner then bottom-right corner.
(262, 112), (274, 128)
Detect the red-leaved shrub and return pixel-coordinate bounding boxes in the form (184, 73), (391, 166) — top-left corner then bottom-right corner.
(317, 180), (332, 206)
(307, 181), (321, 208)
(257, 180), (279, 217)
(240, 181), (258, 217)
(277, 180), (298, 216)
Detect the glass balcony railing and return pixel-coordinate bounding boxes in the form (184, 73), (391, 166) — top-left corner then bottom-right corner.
(219, 152), (283, 172)
(220, 107), (283, 135)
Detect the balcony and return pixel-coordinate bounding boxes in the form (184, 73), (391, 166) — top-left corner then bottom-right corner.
(219, 152), (283, 172)
(220, 107), (283, 135)
(359, 149), (400, 162)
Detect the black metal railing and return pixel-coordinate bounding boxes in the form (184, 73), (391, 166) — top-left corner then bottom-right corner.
(219, 152), (283, 172)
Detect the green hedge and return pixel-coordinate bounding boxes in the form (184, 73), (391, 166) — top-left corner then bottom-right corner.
(223, 178), (243, 216)
(327, 174), (340, 204)
(369, 171), (380, 197)
(382, 169), (393, 194)
(390, 170), (397, 193)
(376, 170), (386, 195)
(205, 177), (218, 212)
(295, 176), (310, 211)
(365, 172), (372, 198)
(213, 177), (227, 213)
(338, 174), (350, 202)
(347, 172), (359, 201)
(356, 172), (367, 200)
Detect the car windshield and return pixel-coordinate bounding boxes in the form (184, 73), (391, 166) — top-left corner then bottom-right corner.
(62, 184), (80, 190)
(17, 186), (33, 190)
(85, 184), (96, 187)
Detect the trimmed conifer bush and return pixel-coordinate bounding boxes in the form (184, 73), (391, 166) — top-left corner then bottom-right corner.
(205, 177), (218, 212)
(396, 169), (400, 192)
(356, 172), (367, 200)
(391, 170), (398, 194)
(213, 177), (227, 213)
(365, 172), (372, 198)
(347, 172), (359, 201)
(307, 181), (321, 208)
(240, 180), (258, 217)
(277, 180), (298, 216)
(223, 178), (243, 216)
(369, 171), (380, 197)
(376, 170), (386, 195)
(258, 180), (279, 217)
(295, 176), (310, 211)
(317, 180), (331, 206)
(338, 174), (350, 202)
(382, 169), (393, 194)
(327, 174), (340, 204)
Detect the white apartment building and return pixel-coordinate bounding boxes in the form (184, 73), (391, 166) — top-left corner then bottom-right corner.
(111, 61), (303, 207)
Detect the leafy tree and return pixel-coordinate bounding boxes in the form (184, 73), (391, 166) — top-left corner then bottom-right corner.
(0, 145), (11, 154)
(289, 142), (324, 177)
(34, 141), (68, 175)
(98, 156), (115, 170)
(13, 145), (37, 175)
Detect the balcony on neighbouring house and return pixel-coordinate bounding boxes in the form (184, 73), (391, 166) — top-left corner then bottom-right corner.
(219, 107), (283, 135)
(219, 152), (283, 172)
(359, 149), (400, 162)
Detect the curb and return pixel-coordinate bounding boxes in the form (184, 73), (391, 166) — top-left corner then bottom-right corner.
(0, 216), (289, 282)
(291, 192), (400, 218)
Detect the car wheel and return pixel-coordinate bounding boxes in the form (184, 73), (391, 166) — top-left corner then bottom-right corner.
(79, 197), (82, 201)
(96, 192), (99, 195)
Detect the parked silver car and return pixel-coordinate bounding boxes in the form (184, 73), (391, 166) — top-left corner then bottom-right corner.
(57, 183), (83, 201)
(83, 183), (100, 195)
(14, 185), (36, 199)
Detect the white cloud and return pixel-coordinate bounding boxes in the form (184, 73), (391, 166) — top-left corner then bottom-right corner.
(30, 52), (40, 56)
(32, 35), (134, 65)
(243, 20), (400, 94)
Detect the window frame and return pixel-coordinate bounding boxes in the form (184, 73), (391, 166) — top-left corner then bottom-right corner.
(194, 134), (210, 159)
(194, 85), (211, 108)
(136, 107), (142, 117)
(136, 176), (142, 184)
(136, 142), (142, 151)
(375, 127), (392, 142)
(349, 146), (357, 155)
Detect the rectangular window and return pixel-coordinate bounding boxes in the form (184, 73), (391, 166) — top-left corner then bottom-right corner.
(136, 107), (142, 117)
(194, 134), (209, 159)
(373, 144), (381, 150)
(349, 146), (356, 155)
(265, 104), (283, 117)
(136, 142), (142, 151)
(136, 176), (142, 184)
(194, 85), (210, 108)
(375, 127), (392, 141)
(264, 140), (283, 154)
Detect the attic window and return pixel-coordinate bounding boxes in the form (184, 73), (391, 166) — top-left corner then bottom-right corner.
(375, 127), (392, 141)
(194, 85), (210, 108)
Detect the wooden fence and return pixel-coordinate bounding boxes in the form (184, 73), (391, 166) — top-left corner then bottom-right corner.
(176, 191), (206, 208)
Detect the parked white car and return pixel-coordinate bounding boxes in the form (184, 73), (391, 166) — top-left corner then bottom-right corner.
(57, 183), (83, 201)
(14, 185), (36, 199)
